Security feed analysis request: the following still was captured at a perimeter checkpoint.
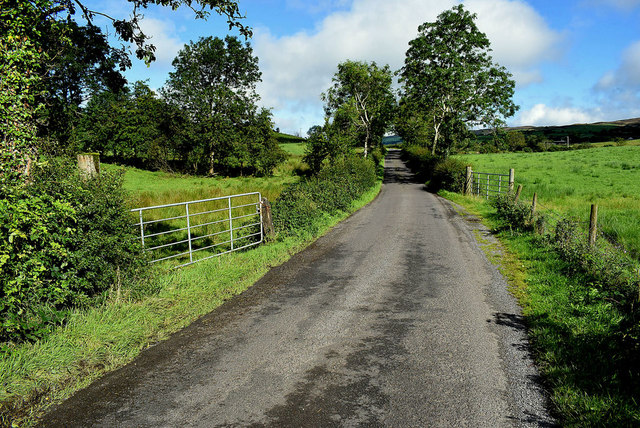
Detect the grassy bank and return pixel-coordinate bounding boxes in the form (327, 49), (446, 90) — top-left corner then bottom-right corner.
(443, 191), (640, 426)
(457, 145), (640, 258)
(0, 172), (381, 426)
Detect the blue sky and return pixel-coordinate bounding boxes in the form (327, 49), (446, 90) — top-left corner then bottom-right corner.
(83, 0), (640, 135)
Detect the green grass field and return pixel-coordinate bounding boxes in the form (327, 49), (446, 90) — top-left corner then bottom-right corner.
(457, 145), (640, 258)
(279, 142), (306, 157)
(102, 142), (308, 209)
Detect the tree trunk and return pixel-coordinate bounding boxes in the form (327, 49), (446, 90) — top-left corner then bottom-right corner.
(364, 129), (370, 158)
(432, 121), (441, 155)
(208, 150), (215, 176)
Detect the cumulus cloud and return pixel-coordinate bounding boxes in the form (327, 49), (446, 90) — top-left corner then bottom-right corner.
(467, 0), (563, 86)
(515, 104), (601, 126)
(137, 18), (184, 67)
(253, 0), (561, 134)
(595, 40), (640, 90)
(593, 40), (640, 119)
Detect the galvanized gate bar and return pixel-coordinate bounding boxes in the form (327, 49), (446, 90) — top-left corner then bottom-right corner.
(131, 192), (263, 268)
(471, 171), (511, 199)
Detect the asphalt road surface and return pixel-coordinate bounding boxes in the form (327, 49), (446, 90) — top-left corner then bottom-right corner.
(41, 150), (554, 427)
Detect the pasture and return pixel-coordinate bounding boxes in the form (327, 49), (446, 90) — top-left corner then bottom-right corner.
(103, 142), (306, 209)
(458, 145), (640, 257)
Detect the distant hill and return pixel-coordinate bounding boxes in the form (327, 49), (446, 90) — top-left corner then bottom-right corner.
(275, 132), (306, 144)
(498, 117), (640, 143)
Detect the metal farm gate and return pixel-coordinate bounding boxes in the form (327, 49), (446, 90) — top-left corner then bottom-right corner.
(131, 192), (263, 268)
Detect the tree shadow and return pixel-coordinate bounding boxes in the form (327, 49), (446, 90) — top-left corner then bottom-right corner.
(383, 150), (422, 184)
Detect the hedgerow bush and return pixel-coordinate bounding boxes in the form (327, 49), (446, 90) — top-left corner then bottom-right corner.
(429, 157), (467, 192)
(553, 220), (640, 315)
(273, 155), (376, 236)
(490, 195), (639, 347)
(0, 159), (146, 344)
(490, 194), (539, 232)
(401, 145), (469, 192)
(401, 145), (438, 181)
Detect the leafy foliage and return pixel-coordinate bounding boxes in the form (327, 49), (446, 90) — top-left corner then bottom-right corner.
(322, 60), (396, 158)
(399, 4), (518, 156)
(0, 5), (46, 189)
(303, 123), (354, 174)
(76, 81), (187, 169)
(490, 194), (538, 232)
(161, 36), (284, 176)
(401, 144), (467, 192)
(430, 157), (468, 193)
(1, 159), (145, 344)
(273, 156), (376, 236)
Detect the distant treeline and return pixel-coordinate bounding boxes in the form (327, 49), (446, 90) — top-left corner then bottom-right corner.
(468, 119), (640, 153)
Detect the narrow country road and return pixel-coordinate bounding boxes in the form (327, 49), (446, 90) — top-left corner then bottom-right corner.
(41, 150), (553, 427)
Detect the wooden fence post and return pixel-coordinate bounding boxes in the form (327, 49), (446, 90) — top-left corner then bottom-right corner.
(514, 184), (523, 203)
(589, 204), (598, 247)
(465, 166), (472, 195)
(260, 198), (275, 241)
(531, 192), (537, 215)
(508, 168), (515, 193)
(77, 153), (100, 179)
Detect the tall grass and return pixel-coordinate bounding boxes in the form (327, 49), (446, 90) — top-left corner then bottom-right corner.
(457, 146), (640, 258)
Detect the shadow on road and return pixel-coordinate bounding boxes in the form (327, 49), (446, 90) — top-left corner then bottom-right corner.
(383, 150), (421, 184)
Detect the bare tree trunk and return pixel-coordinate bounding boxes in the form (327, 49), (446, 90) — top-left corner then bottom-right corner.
(432, 121), (441, 155)
(208, 150), (215, 176)
(364, 129), (370, 158)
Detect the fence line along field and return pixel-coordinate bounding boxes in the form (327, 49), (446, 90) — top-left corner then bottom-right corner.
(457, 145), (640, 258)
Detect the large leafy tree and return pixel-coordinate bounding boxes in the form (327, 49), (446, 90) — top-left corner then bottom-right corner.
(322, 60), (396, 158)
(399, 4), (518, 156)
(163, 36), (283, 175)
(0, 0), (249, 173)
(75, 81), (186, 168)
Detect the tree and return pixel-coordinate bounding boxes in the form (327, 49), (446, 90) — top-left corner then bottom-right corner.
(162, 36), (282, 175)
(505, 130), (526, 151)
(399, 4), (518, 157)
(303, 122), (354, 174)
(75, 81), (185, 168)
(322, 60), (396, 158)
(22, 0), (251, 65)
(394, 98), (434, 147)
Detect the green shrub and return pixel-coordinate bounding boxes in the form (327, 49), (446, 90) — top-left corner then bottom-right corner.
(271, 181), (322, 235)
(553, 220), (640, 310)
(490, 194), (538, 232)
(401, 145), (471, 192)
(0, 158), (146, 344)
(401, 145), (438, 180)
(429, 157), (467, 192)
(273, 155), (376, 236)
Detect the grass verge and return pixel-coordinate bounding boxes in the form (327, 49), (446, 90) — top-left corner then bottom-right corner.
(442, 190), (640, 426)
(0, 181), (382, 427)
(456, 145), (640, 259)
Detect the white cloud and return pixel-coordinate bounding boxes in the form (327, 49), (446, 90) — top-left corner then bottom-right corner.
(467, 0), (563, 86)
(596, 40), (640, 90)
(254, 0), (561, 134)
(515, 104), (601, 126)
(593, 40), (640, 120)
(138, 18), (184, 67)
